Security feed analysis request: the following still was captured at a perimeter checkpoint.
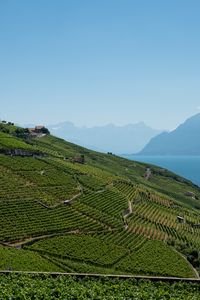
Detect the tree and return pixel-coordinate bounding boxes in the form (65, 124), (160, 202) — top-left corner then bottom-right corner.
(80, 154), (85, 163)
(41, 127), (50, 134)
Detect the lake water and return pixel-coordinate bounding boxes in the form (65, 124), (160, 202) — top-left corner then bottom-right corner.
(123, 155), (200, 187)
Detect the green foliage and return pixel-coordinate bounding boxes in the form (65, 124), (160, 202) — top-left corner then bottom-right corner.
(27, 234), (127, 266)
(0, 274), (200, 300)
(0, 132), (34, 151)
(26, 235), (196, 278)
(78, 190), (128, 218)
(40, 127), (50, 134)
(116, 240), (196, 278)
(0, 122), (17, 134)
(77, 174), (107, 191)
(0, 156), (79, 206)
(0, 246), (62, 272)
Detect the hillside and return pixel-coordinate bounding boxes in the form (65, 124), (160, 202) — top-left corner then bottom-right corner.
(48, 121), (162, 154)
(139, 113), (200, 155)
(0, 121), (200, 278)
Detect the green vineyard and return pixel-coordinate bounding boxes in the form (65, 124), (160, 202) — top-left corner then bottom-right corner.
(0, 274), (200, 300)
(0, 123), (200, 278)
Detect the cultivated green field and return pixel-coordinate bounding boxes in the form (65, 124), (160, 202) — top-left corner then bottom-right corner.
(0, 122), (200, 278)
(0, 274), (199, 300)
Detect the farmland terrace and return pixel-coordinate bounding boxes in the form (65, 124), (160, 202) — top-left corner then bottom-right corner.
(0, 122), (200, 279)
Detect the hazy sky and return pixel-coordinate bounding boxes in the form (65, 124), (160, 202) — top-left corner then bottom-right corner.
(1, 0), (200, 129)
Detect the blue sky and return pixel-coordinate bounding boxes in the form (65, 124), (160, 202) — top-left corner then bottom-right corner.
(1, 0), (200, 129)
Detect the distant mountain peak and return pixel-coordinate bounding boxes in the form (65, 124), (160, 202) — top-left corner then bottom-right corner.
(48, 121), (163, 154)
(139, 114), (200, 155)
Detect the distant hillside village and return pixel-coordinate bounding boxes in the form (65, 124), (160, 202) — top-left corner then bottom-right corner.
(0, 120), (50, 138)
(28, 125), (50, 137)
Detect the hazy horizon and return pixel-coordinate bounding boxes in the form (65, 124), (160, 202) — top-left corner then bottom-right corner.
(21, 120), (164, 130)
(1, 0), (200, 129)
(16, 112), (200, 134)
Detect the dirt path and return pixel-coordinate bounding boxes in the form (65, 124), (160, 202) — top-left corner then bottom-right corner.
(123, 200), (133, 229)
(1, 231), (79, 248)
(1, 229), (111, 249)
(0, 270), (199, 281)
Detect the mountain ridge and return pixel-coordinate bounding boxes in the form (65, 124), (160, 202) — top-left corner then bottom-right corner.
(139, 113), (200, 155)
(47, 121), (162, 154)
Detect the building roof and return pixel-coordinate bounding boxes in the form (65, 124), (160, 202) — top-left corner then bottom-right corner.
(35, 125), (45, 130)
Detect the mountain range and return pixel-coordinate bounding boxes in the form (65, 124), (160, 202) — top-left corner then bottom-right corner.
(48, 122), (162, 154)
(139, 113), (200, 155)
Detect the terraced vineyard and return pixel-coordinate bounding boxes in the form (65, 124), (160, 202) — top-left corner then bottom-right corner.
(0, 123), (200, 278)
(1, 274), (200, 300)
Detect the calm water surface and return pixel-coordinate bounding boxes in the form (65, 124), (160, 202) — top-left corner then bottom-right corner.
(123, 155), (200, 187)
